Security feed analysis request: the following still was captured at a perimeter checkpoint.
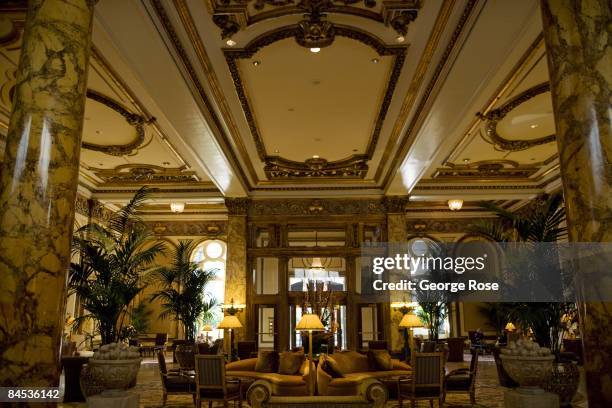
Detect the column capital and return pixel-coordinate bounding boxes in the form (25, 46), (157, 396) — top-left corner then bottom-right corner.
(383, 195), (410, 214)
(225, 197), (250, 216)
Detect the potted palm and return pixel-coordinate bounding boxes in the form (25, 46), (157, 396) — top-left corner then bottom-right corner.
(150, 240), (219, 369)
(472, 193), (579, 405)
(69, 186), (166, 395)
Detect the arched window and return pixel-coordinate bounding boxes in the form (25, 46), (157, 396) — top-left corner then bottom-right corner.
(191, 240), (226, 340)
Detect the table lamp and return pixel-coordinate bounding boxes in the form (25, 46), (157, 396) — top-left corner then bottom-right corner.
(218, 315), (242, 361)
(202, 324), (212, 343)
(296, 313), (324, 395)
(399, 313), (423, 360)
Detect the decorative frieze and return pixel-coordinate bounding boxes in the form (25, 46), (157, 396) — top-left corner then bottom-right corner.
(146, 221), (227, 237)
(248, 198), (387, 217)
(406, 218), (484, 234)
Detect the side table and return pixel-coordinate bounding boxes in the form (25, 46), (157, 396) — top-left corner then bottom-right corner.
(61, 355), (90, 402)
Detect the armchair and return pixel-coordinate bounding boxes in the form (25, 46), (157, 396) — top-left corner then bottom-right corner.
(398, 352), (444, 408)
(157, 351), (194, 406)
(444, 349), (479, 405)
(195, 355), (242, 408)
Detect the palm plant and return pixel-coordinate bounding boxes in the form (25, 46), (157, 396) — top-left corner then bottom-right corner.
(471, 192), (574, 356)
(69, 187), (166, 344)
(150, 240), (219, 342)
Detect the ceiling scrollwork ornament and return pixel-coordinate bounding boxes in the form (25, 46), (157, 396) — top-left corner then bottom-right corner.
(91, 164), (199, 185)
(82, 90), (155, 156)
(249, 198), (386, 216)
(477, 82), (556, 152)
(224, 25), (406, 179)
(212, 0), (419, 41)
(433, 160), (539, 180)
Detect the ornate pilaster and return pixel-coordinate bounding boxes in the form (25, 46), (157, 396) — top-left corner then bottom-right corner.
(0, 0), (95, 387)
(384, 195), (409, 351)
(541, 1), (611, 406)
(224, 198), (249, 341)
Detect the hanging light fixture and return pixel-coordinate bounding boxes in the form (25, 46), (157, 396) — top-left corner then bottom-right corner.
(170, 202), (185, 213)
(447, 199), (463, 211)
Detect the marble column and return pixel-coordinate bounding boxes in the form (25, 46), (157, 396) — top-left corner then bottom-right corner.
(541, 1), (611, 406)
(384, 196), (410, 352)
(0, 0), (94, 388)
(224, 198), (249, 343)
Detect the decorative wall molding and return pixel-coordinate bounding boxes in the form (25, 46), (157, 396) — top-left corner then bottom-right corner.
(81, 90), (153, 156)
(146, 220), (227, 236)
(432, 160), (539, 180)
(383, 195), (410, 213)
(224, 25), (406, 179)
(406, 218), (483, 233)
(91, 164), (199, 185)
(248, 198), (387, 216)
(477, 82), (556, 152)
(74, 194), (113, 223)
(209, 0), (420, 37)
(225, 197), (250, 216)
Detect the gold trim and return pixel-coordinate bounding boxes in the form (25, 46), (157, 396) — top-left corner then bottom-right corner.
(172, 0), (259, 183)
(432, 160), (539, 180)
(90, 164), (200, 185)
(149, 0), (252, 191)
(224, 25), (406, 179)
(381, 0), (481, 188)
(82, 90), (150, 156)
(478, 82), (555, 151)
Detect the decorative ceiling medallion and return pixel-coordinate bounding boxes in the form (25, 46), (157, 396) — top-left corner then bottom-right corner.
(211, 0), (419, 41)
(265, 155), (368, 178)
(92, 164), (199, 185)
(477, 82), (556, 152)
(433, 160), (539, 180)
(82, 90), (153, 156)
(224, 26), (406, 179)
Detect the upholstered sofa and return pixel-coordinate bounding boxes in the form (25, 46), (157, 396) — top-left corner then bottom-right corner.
(226, 357), (311, 396)
(247, 378), (388, 408)
(316, 350), (411, 396)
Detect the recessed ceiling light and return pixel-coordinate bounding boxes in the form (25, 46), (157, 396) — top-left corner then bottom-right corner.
(463, 158), (470, 163)
(312, 155), (320, 159)
(310, 47), (321, 53)
(274, 149), (280, 154)
(530, 124), (539, 128)
(396, 35), (405, 43)
(226, 39), (236, 47)
(252, 60), (261, 66)
(371, 58), (379, 64)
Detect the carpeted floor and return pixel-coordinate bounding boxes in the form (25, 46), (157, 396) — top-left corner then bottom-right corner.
(59, 353), (588, 407)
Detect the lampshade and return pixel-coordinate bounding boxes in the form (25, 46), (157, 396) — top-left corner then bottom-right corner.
(310, 257), (324, 269)
(217, 315), (242, 329)
(202, 324), (212, 332)
(505, 322), (516, 332)
(296, 314), (325, 331)
(399, 313), (423, 328)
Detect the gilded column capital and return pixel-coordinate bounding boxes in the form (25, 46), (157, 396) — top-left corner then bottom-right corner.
(225, 197), (250, 216)
(383, 195), (410, 214)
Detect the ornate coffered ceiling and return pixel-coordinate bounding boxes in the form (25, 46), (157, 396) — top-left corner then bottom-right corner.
(1, 0), (565, 216)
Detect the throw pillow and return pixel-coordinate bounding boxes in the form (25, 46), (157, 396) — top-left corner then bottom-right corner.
(255, 350), (279, 373)
(367, 349), (393, 371)
(278, 351), (304, 375)
(321, 357), (343, 378)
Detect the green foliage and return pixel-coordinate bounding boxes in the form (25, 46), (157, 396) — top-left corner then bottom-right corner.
(69, 187), (166, 345)
(149, 240), (219, 342)
(129, 302), (153, 335)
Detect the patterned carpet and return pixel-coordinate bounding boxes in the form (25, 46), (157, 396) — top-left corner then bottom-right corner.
(60, 354), (587, 407)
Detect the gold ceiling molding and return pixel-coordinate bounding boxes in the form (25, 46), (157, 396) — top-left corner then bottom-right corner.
(248, 197), (388, 216)
(75, 194), (114, 223)
(441, 34), (545, 166)
(381, 0), (481, 188)
(432, 159), (539, 180)
(224, 25), (406, 179)
(149, 0), (252, 191)
(406, 218), (488, 233)
(209, 0), (420, 38)
(147, 220), (227, 237)
(477, 82), (556, 152)
(90, 164), (199, 185)
(82, 90), (153, 156)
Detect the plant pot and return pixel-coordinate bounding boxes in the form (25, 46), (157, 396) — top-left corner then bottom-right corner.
(175, 343), (196, 370)
(545, 361), (580, 406)
(79, 358), (141, 397)
(500, 354), (554, 394)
